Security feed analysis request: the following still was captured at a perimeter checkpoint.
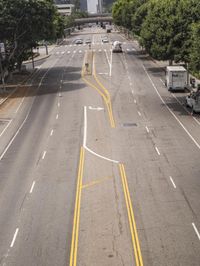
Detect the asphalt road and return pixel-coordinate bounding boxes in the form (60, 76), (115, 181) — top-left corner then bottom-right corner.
(0, 26), (200, 266)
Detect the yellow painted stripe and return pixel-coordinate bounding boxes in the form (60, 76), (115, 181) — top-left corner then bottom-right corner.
(82, 176), (112, 189)
(119, 164), (144, 266)
(70, 147), (85, 266)
(93, 54), (116, 128)
(121, 164), (144, 266)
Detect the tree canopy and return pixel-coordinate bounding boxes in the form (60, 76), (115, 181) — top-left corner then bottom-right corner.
(0, 0), (64, 72)
(112, 0), (200, 75)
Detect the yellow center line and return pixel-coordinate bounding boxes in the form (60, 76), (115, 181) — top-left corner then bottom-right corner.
(119, 164), (144, 266)
(82, 51), (115, 128)
(70, 147), (85, 266)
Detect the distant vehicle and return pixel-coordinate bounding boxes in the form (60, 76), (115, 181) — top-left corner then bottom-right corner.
(165, 66), (188, 91)
(112, 41), (122, 53)
(106, 25), (112, 33)
(74, 39), (83, 44)
(186, 86), (200, 113)
(102, 36), (109, 43)
(85, 39), (91, 44)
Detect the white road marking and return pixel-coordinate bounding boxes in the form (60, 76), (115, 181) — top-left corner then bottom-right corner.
(10, 228), (19, 248)
(58, 102), (60, 107)
(83, 106), (119, 163)
(79, 50), (82, 53)
(42, 151), (46, 159)
(99, 49), (102, 52)
(192, 223), (200, 241)
(145, 126), (150, 133)
(98, 72), (108, 75)
(127, 48), (130, 51)
(88, 106), (104, 111)
(85, 146), (119, 164)
(160, 78), (165, 85)
(15, 97), (25, 113)
(138, 111), (142, 116)
(155, 146), (160, 155)
(169, 176), (176, 188)
(130, 82), (132, 86)
(61, 51), (65, 54)
(0, 120), (12, 137)
(50, 129), (54, 136)
(56, 114), (59, 119)
(30, 181), (35, 193)
(143, 64), (200, 150)
(59, 92), (62, 97)
(73, 50), (76, 53)
(67, 51), (70, 54)
(134, 99), (137, 104)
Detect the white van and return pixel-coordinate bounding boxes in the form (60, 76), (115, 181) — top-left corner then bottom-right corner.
(165, 66), (187, 91)
(112, 41), (122, 53)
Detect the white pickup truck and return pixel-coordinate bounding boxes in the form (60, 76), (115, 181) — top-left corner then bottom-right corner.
(186, 87), (200, 113)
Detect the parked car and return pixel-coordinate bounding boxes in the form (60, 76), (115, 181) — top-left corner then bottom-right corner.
(85, 39), (91, 44)
(102, 36), (109, 43)
(74, 39), (83, 44)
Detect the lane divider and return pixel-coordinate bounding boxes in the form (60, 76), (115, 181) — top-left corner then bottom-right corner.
(119, 164), (144, 266)
(70, 147), (85, 266)
(82, 51), (115, 128)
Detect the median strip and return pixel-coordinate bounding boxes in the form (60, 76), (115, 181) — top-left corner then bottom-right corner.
(70, 147), (85, 266)
(119, 164), (143, 266)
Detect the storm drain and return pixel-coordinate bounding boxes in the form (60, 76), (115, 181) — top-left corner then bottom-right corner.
(123, 123), (137, 127)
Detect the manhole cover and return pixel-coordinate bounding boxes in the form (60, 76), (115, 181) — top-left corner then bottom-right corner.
(123, 123), (137, 127)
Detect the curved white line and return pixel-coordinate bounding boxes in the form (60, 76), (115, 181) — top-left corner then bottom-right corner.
(85, 146), (119, 164)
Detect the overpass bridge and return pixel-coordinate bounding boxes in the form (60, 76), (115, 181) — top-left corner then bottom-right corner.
(74, 15), (113, 25)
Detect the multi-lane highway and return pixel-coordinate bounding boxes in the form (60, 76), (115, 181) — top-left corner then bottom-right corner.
(0, 26), (200, 266)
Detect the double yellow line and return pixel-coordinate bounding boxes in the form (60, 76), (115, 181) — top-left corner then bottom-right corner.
(119, 164), (144, 266)
(70, 147), (85, 266)
(82, 52), (115, 128)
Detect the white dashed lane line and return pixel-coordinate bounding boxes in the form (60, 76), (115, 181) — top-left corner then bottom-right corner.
(155, 146), (161, 155)
(42, 151), (46, 160)
(137, 111), (142, 117)
(30, 181), (36, 193)
(50, 129), (54, 136)
(56, 114), (59, 119)
(10, 228), (19, 248)
(58, 102), (60, 107)
(169, 176), (176, 189)
(192, 223), (200, 241)
(145, 126), (150, 133)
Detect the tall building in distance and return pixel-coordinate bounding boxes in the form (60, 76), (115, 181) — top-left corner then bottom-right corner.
(80, 0), (88, 12)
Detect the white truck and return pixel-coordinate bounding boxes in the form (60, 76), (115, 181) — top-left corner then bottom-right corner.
(186, 86), (200, 113)
(165, 66), (188, 91)
(112, 41), (122, 53)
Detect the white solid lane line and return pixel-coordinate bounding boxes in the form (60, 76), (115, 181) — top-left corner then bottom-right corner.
(50, 129), (54, 136)
(42, 151), (46, 160)
(155, 146), (161, 155)
(143, 64), (200, 150)
(145, 126), (150, 133)
(83, 106), (87, 147)
(0, 120), (12, 138)
(30, 181), (36, 193)
(10, 228), (19, 248)
(15, 97), (25, 113)
(169, 176), (176, 189)
(160, 78), (165, 85)
(192, 223), (200, 241)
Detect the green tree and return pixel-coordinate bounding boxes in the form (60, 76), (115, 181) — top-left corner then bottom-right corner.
(0, 0), (63, 72)
(190, 22), (200, 76)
